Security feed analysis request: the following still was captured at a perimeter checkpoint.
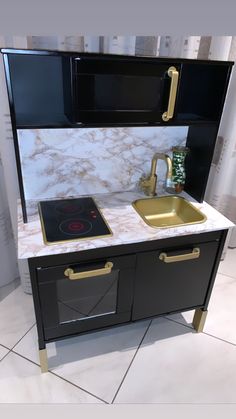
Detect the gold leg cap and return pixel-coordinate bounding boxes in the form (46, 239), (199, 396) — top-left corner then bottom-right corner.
(192, 308), (208, 333)
(39, 349), (48, 373)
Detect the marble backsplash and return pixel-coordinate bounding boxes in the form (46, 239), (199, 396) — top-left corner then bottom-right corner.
(17, 126), (188, 212)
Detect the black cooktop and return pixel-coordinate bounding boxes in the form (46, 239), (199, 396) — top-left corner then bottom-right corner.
(38, 197), (112, 245)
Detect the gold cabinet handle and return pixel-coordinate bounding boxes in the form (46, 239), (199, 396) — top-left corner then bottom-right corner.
(159, 248), (200, 263)
(162, 66), (179, 122)
(64, 261), (113, 280)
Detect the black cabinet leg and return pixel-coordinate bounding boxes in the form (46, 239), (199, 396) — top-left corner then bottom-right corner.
(39, 348), (48, 373)
(192, 308), (208, 332)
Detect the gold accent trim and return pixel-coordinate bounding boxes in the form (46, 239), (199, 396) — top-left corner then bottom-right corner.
(38, 197), (113, 245)
(39, 349), (48, 373)
(139, 153), (172, 197)
(192, 308), (208, 333)
(64, 261), (113, 280)
(132, 196), (207, 229)
(159, 247), (200, 263)
(162, 66), (179, 122)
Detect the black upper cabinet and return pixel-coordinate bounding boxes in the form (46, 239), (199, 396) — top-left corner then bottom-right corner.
(176, 63), (231, 123)
(2, 49), (233, 129)
(5, 53), (71, 128)
(1, 49), (233, 207)
(63, 56), (181, 125)
(65, 56), (232, 126)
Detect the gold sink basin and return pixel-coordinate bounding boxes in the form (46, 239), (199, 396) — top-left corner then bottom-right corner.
(132, 196), (206, 228)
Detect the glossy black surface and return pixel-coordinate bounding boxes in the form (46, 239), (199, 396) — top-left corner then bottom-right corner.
(66, 57), (174, 124)
(39, 197), (112, 244)
(2, 50), (233, 128)
(1, 48), (233, 219)
(132, 240), (219, 320)
(2, 54), (28, 222)
(28, 230), (227, 347)
(36, 254), (136, 341)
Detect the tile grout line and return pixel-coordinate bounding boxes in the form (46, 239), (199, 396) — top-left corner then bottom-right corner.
(10, 348), (108, 404)
(163, 315), (194, 330)
(111, 319), (153, 404)
(49, 370), (109, 404)
(0, 343), (11, 351)
(10, 348), (45, 367)
(10, 322), (36, 351)
(0, 322), (36, 355)
(201, 331), (236, 347)
(163, 315), (236, 348)
(0, 347), (12, 363)
(7, 324), (236, 404)
(218, 271), (236, 280)
(9, 320), (108, 403)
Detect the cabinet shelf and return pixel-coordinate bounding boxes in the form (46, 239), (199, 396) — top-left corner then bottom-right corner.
(16, 118), (218, 130)
(15, 113), (71, 128)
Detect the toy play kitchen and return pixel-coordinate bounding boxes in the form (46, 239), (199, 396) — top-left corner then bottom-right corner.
(1, 48), (234, 372)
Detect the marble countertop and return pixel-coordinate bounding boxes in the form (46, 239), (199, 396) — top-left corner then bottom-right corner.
(18, 191), (235, 259)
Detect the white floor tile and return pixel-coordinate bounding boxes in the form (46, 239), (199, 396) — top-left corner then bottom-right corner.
(165, 273), (236, 345)
(114, 317), (236, 403)
(0, 345), (9, 361)
(13, 325), (39, 362)
(0, 351), (103, 403)
(203, 273), (236, 344)
(164, 310), (194, 328)
(0, 278), (20, 302)
(0, 285), (35, 348)
(14, 320), (149, 403)
(159, 249), (236, 330)
(219, 248), (236, 278)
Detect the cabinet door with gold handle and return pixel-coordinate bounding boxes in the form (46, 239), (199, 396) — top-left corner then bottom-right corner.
(37, 254), (136, 340)
(159, 248), (200, 263)
(132, 240), (219, 321)
(64, 261), (113, 280)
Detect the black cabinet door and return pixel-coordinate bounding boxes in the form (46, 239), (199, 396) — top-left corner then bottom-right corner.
(132, 240), (219, 320)
(65, 56), (181, 125)
(7, 53), (69, 127)
(37, 254), (135, 340)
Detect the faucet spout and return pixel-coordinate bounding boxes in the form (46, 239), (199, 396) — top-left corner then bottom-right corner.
(151, 153), (172, 180)
(139, 152), (172, 196)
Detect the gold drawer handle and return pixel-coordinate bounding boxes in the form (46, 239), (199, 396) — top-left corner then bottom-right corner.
(162, 66), (179, 122)
(64, 261), (113, 280)
(159, 248), (200, 263)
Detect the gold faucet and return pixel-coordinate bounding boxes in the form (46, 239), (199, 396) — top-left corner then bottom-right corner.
(139, 153), (172, 196)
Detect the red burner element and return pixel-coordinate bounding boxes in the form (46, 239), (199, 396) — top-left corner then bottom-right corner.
(68, 221), (84, 232)
(59, 218), (93, 236)
(56, 202), (83, 215)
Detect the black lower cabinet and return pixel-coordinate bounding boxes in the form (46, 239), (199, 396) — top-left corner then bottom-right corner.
(29, 229), (227, 359)
(132, 239), (220, 320)
(36, 254), (136, 340)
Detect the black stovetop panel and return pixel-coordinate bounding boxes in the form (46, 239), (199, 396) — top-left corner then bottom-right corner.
(38, 197), (112, 244)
